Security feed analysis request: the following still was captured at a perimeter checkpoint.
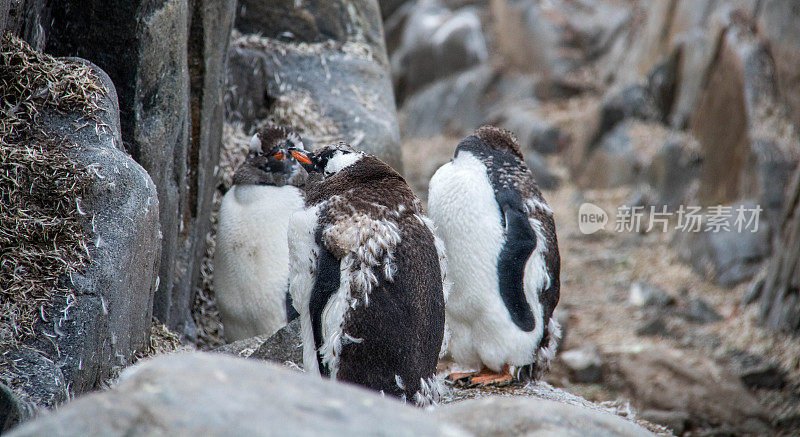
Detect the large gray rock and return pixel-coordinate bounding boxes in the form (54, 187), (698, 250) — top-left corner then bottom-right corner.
(47, 0), (237, 336)
(7, 353), (463, 437)
(435, 397), (652, 437)
(2, 60), (160, 430)
(400, 64), (495, 138)
(249, 318), (304, 366)
(226, 36), (402, 170)
(674, 200), (772, 287)
(235, 0), (387, 64)
(391, 3), (488, 103)
(645, 136), (703, 209)
(758, 0), (800, 128)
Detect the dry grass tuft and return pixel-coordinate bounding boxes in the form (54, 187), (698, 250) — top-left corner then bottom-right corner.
(0, 33), (102, 349)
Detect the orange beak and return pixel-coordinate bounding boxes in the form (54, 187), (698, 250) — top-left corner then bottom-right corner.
(290, 150), (312, 164)
(272, 151), (286, 160)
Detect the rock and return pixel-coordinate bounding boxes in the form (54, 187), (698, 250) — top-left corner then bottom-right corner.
(226, 31), (402, 170)
(581, 123), (637, 188)
(758, 0), (800, 128)
(2, 59), (160, 428)
(2, 0), (47, 50)
(400, 64), (495, 138)
(7, 353), (459, 437)
(490, 0), (559, 77)
(752, 140), (798, 231)
(682, 297), (723, 324)
(639, 410), (689, 436)
(0, 347), (66, 429)
(690, 24), (799, 207)
(235, 0), (386, 64)
(610, 346), (769, 431)
(674, 200), (772, 287)
(560, 347), (603, 384)
(435, 397), (653, 437)
(526, 151), (560, 191)
(727, 351), (787, 390)
(635, 316), (670, 337)
(211, 335), (269, 358)
(646, 136), (703, 209)
(594, 83), (660, 144)
(47, 0), (238, 336)
(249, 318), (304, 366)
(391, 4), (488, 102)
(493, 104), (569, 156)
(561, 0), (633, 62)
(629, 282), (675, 308)
(645, 50), (679, 124)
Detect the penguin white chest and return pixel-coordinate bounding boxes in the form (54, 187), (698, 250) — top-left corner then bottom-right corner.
(428, 152), (545, 371)
(214, 184), (304, 341)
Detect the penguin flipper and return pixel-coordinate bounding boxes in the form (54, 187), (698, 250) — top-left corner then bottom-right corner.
(309, 229), (342, 377)
(496, 190), (537, 332)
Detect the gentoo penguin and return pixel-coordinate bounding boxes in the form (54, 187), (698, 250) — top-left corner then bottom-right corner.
(214, 125), (312, 341)
(287, 143), (448, 404)
(427, 125), (560, 385)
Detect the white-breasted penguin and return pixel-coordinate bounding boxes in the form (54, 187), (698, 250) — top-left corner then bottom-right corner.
(214, 125), (313, 341)
(287, 143), (448, 404)
(427, 125), (561, 385)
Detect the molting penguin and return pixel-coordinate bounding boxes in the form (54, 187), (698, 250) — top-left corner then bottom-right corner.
(287, 143), (448, 404)
(427, 125), (560, 385)
(214, 126), (312, 341)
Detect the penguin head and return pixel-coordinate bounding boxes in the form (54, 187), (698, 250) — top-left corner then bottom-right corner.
(300, 142), (365, 177)
(472, 125), (524, 160)
(232, 125), (312, 187)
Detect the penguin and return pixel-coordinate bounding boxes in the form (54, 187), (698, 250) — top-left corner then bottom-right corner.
(427, 125), (561, 385)
(214, 125), (313, 341)
(287, 143), (448, 404)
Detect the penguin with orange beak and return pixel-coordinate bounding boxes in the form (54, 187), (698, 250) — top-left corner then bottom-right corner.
(214, 125), (312, 341)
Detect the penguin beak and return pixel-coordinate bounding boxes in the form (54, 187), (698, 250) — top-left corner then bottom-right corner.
(289, 149), (312, 165)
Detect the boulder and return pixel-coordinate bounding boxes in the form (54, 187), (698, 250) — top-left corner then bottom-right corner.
(7, 353), (460, 437)
(493, 104), (569, 156)
(249, 318), (304, 366)
(645, 136), (703, 209)
(594, 83), (660, 145)
(758, 0), (800, 128)
(235, 0), (386, 64)
(628, 282), (675, 308)
(560, 347), (603, 384)
(674, 200), (772, 287)
(211, 335), (269, 358)
(727, 351), (787, 390)
(639, 410), (689, 436)
(526, 151), (560, 191)
(680, 297), (723, 324)
(400, 64), (495, 138)
(47, 0), (238, 337)
(226, 34), (402, 171)
(609, 346), (769, 432)
(391, 4), (488, 102)
(1, 59), (160, 430)
(580, 123), (637, 188)
(435, 397), (653, 437)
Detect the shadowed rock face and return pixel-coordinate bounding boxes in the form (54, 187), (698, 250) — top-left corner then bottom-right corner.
(1, 59), (160, 431)
(45, 0), (237, 337)
(6, 353), (461, 437)
(226, 0), (403, 171)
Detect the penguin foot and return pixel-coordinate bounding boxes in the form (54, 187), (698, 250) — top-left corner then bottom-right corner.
(467, 365), (513, 387)
(445, 372), (476, 383)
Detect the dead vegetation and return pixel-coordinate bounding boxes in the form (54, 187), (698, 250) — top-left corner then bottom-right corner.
(0, 33), (102, 349)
